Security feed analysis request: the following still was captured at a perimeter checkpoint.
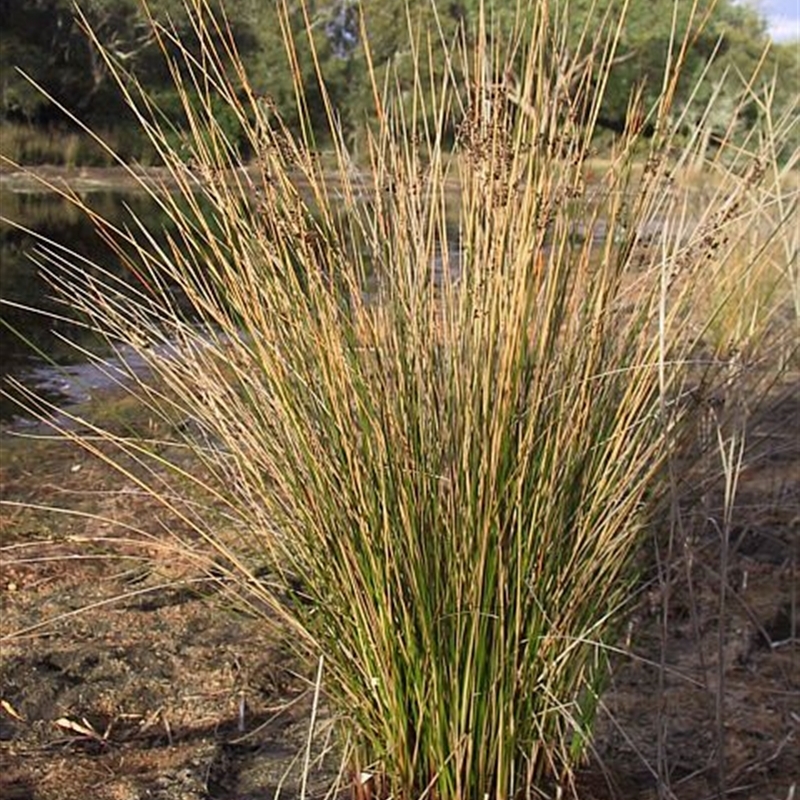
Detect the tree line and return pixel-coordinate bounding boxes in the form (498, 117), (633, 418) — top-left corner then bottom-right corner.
(1, 0), (797, 162)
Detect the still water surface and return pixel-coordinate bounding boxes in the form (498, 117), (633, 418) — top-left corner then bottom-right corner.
(0, 180), (624, 425)
(0, 189), (178, 423)
(0, 183), (461, 424)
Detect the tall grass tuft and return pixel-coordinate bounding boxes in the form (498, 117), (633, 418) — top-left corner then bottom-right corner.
(3, 0), (797, 796)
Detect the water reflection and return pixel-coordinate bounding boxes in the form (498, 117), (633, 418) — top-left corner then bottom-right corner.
(0, 181), (542, 425)
(0, 189), (178, 422)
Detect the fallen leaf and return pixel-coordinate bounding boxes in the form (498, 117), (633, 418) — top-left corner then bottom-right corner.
(1, 699), (25, 722)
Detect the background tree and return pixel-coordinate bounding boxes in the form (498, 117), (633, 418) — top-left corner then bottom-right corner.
(0, 0), (791, 163)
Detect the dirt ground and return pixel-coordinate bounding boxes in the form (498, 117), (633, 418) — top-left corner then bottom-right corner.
(1, 377), (798, 800)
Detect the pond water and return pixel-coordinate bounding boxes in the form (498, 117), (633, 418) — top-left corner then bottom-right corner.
(0, 182), (459, 425)
(0, 180), (627, 426)
(0, 188), (179, 424)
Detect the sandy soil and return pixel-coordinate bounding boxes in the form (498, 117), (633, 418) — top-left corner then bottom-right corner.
(1, 379), (798, 799)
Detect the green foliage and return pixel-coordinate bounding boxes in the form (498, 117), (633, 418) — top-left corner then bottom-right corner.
(0, 0), (264, 155)
(1, 0), (793, 163)
(147, 87), (247, 160)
